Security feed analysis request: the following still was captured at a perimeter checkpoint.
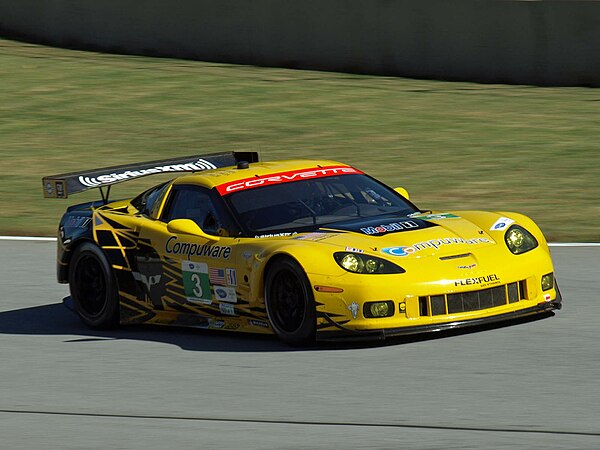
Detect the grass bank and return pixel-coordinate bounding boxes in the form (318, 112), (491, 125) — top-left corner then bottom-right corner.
(0, 39), (598, 241)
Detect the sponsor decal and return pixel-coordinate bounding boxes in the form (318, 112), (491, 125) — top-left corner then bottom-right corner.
(490, 217), (515, 231)
(291, 232), (332, 241)
(45, 181), (66, 198)
(166, 236), (231, 259)
(214, 286), (237, 303)
(409, 212), (460, 220)
(55, 181), (65, 198)
(78, 159), (217, 188)
(457, 263), (477, 270)
(223, 321), (241, 330)
(544, 293), (552, 302)
(216, 165), (362, 195)
(210, 319), (225, 329)
(382, 237), (492, 257)
(182, 261), (212, 304)
(209, 319), (240, 330)
(360, 220), (420, 235)
(66, 216), (92, 228)
(345, 246), (364, 253)
(219, 303), (236, 316)
(254, 232), (297, 238)
(209, 267), (226, 285)
(348, 301), (360, 319)
(226, 268), (237, 286)
(454, 274), (500, 287)
(248, 319), (270, 328)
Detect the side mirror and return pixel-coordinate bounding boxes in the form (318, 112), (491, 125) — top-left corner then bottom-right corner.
(167, 219), (220, 242)
(394, 187), (410, 200)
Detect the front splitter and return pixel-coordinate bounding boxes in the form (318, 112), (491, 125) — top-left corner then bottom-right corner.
(317, 299), (562, 342)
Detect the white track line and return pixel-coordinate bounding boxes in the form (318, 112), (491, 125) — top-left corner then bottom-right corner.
(548, 243), (600, 247)
(0, 236), (57, 242)
(0, 236), (599, 246)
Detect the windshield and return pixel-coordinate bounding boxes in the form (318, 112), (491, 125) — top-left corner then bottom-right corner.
(225, 174), (417, 235)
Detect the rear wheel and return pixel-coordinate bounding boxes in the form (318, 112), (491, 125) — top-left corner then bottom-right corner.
(69, 242), (119, 329)
(265, 257), (316, 346)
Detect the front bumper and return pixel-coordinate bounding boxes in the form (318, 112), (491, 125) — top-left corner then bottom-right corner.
(317, 287), (562, 342)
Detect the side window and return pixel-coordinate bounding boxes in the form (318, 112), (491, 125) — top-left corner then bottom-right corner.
(162, 186), (222, 235)
(131, 182), (170, 218)
(149, 183), (171, 219)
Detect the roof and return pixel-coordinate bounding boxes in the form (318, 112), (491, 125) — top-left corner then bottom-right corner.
(173, 159), (353, 192)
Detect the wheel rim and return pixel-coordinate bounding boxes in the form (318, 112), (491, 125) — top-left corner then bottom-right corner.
(268, 268), (307, 333)
(73, 254), (107, 317)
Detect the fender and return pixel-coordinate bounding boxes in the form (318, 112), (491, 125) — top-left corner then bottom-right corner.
(56, 204), (98, 283)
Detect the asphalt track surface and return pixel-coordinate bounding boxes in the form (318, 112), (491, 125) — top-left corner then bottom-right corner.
(0, 241), (598, 449)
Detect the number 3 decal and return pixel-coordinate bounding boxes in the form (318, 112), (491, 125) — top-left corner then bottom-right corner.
(191, 273), (203, 297)
(182, 261), (212, 304)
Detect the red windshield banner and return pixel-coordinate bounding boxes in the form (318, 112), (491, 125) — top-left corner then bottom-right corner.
(216, 165), (362, 195)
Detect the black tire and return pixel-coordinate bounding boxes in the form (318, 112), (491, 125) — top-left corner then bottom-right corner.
(69, 242), (119, 329)
(264, 257), (316, 346)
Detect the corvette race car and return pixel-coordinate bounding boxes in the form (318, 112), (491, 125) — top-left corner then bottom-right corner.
(43, 151), (561, 345)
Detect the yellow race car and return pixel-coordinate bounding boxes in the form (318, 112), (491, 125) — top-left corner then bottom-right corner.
(43, 152), (561, 345)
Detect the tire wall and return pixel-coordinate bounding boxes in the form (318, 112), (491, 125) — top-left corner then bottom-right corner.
(0, 0), (598, 86)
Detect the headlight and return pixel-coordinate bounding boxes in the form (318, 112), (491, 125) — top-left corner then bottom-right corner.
(541, 273), (554, 291)
(334, 252), (405, 274)
(504, 225), (538, 255)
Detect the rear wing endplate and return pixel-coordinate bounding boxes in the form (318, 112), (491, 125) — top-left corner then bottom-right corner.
(42, 151), (259, 199)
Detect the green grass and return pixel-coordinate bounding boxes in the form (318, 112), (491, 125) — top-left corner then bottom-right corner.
(0, 38), (598, 241)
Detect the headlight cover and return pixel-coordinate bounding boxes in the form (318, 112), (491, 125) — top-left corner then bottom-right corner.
(504, 225), (538, 255)
(364, 301), (395, 318)
(334, 252), (405, 274)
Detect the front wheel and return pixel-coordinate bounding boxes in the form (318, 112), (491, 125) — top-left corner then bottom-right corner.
(69, 242), (119, 329)
(265, 257), (316, 346)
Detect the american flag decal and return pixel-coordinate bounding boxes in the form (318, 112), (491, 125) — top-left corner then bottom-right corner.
(208, 267), (225, 285)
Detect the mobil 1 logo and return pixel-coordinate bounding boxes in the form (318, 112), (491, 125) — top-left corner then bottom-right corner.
(182, 261), (212, 305)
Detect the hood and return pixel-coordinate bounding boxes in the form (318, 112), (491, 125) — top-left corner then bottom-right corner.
(293, 212), (497, 259)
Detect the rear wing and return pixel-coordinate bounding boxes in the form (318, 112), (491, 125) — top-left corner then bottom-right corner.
(42, 151), (259, 200)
